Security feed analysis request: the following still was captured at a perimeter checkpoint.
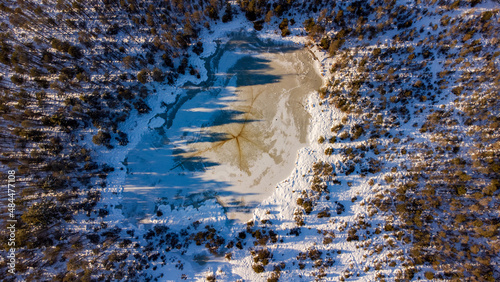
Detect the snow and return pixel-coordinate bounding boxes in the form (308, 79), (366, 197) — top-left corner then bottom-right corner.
(89, 7), (411, 282)
(86, 10), (343, 280)
(148, 116), (165, 129)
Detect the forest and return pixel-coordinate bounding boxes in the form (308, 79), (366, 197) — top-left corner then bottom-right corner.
(0, 0), (498, 281)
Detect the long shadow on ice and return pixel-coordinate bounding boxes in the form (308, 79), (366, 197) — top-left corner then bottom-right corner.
(165, 56), (280, 130)
(228, 57), (281, 87)
(122, 35), (302, 224)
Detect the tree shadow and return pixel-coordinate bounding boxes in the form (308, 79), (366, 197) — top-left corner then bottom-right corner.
(229, 57), (281, 87)
(121, 34), (303, 224)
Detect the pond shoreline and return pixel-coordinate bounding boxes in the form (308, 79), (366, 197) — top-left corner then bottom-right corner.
(121, 35), (322, 224)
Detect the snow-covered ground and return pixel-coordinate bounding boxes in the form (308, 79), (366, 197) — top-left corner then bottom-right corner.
(89, 9), (412, 281)
(87, 13), (339, 280)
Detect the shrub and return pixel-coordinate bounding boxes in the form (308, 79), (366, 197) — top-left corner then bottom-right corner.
(253, 20), (264, 31)
(236, 241), (243, 249)
(134, 99), (151, 114)
(307, 248), (322, 260)
(424, 271), (434, 280)
(331, 124), (344, 132)
(92, 131), (111, 146)
(481, 11), (494, 22)
(317, 209), (330, 218)
(68, 46), (82, 58)
(279, 18), (289, 30)
(339, 131), (349, 140)
(10, 74), (24, 85)
(152, 67), (164, 82)
(451, 86), (463, 96)
(253, 264), (265, 273)
(297, 199), (313, 214)
(384, 175), (393, 184)
(304, 18), (316, 32)
(238, 231), (246, 239)
(281, 28), (290, 37)
(222, 3), (233, 23)
(21, 200), (61, 227)
(137, 69), (149, 84)
(320, 37), (330, 50)
(267, 273), (280, 282)
(178, 58), (188, 74)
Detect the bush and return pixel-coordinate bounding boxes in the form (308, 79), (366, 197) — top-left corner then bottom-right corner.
(317, 210), (330, 218)
(331, 124), (344, 132)
(339, 131), (349, 140)
(253, 20), (264, 31)
(281, 28), (290, 37)
(320, 37), (330, 50)
(222, 3), (233, 23)
(134, 99), (151, 114)
(297, 198), (313, 214)
(137, 69), (149, 84)
(384, 175), (393, 184)
(21, 200), (61, 227)
(424, 271), (434, 280)
(177, 58), (188, 74)
(206, 5), (219, 20)
(152, 67), (164, 82)
(92, 131), (111, 146)
(68, 46), (82, 58)
(192, 42), (204, 56)
(252, 264), (265, 273)
(304, 18), (315, 32)
(10, 74), (24, 85)
(451, 86), (463, 96)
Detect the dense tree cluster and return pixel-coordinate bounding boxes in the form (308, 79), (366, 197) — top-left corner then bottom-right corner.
(0, 0), (498, 281)
(300, 0), (499, 280)
(0, 0), (224, 280)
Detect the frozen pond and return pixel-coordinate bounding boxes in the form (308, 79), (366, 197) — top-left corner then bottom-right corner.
(122, 35), (321, 223)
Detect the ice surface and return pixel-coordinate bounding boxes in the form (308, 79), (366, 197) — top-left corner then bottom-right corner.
(148, 116), (165, 129)
(122, 35), (321, 224)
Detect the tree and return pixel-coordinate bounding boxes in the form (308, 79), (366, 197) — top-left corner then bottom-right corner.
(206, 5), (219, 20)
(134, 99), (151, 114)
(68, 46), (82, 58)
(21, 200), (61, 227)
(152, 67), (164, 82)
(279, 18), (290, 37)
(123, 56), (136, 69)
(192, 42), (203, 56)
(92, 130), (111, 146)
(11, 74), (24, 85)
(177, 58), (188, 74)
(264, 11), (273, 23)
(222, 3), (233, 23)
(137, 68), (149, 84)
